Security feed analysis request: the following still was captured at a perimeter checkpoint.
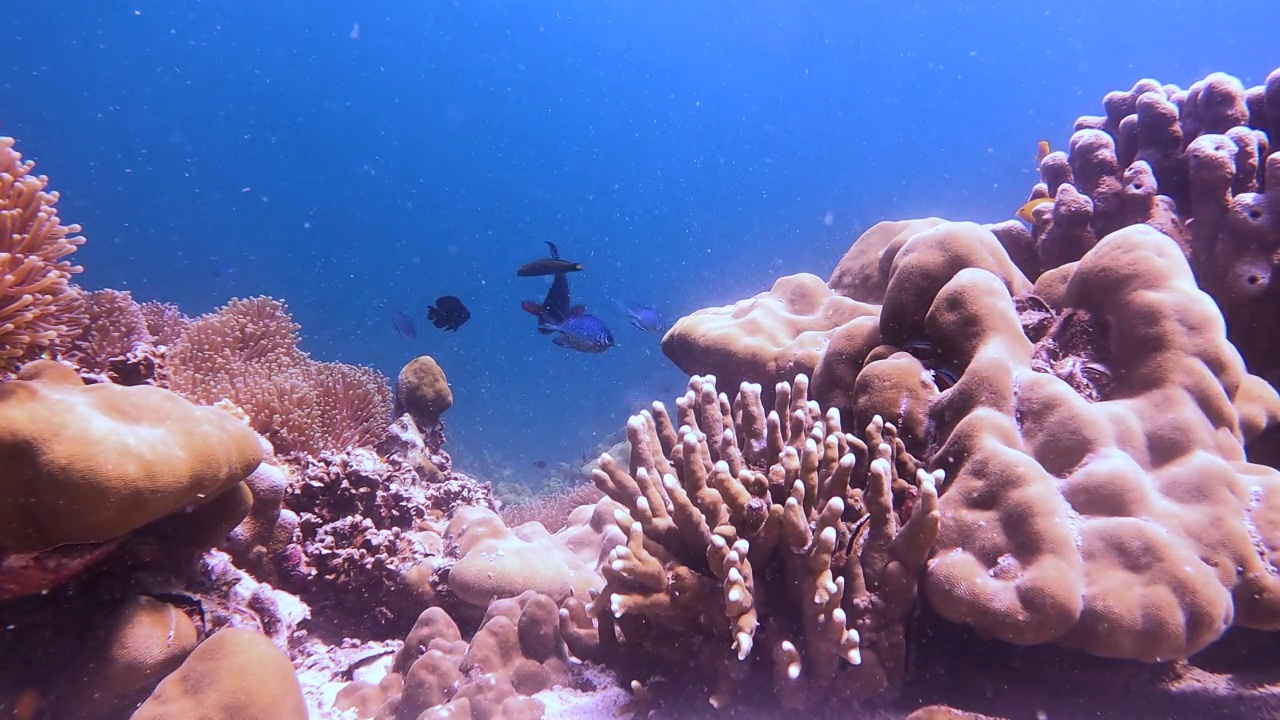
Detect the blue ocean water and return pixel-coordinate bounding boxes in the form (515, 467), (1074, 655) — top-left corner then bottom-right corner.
(2, 1), (1272, 485)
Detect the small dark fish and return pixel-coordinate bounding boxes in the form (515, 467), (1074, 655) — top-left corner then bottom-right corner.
(533, 460), (547, 469)
(428, 295), (471, 331)
(391, 310), (417, 339)
(618, 301), (666, 334)
(521, 272), (583, 334)
(540, 310), (615, 353)
(517, 241), (584, 277)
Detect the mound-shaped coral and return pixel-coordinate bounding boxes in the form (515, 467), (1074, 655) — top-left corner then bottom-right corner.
(338, 591), (574, 720)
(661, 272), (878, 405)
(0, 359), (264, 553)
(850, 221), (1280, 661)
(560, 373), (939, 710)
(445, 503), (623, 609)
(131, 627), (307, 720)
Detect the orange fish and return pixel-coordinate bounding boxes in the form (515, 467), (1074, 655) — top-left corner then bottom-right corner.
(1016, 197), (1053, 223)
(1036, 140), (1051, 165)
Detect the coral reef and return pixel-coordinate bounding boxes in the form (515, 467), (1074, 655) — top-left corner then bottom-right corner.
(1014, 68), (1280, 384)
(0, 136), (87, 373)
(164, 296), (395, 457)
(561, 373), (939, 711)
(337, 591), (583, 719)
(662, 272), (879, 405)
(444, 504), (622, 609)
(131, 627), (308, 719)
(0, 359), (263, 556)
(394, 354), (453, 445)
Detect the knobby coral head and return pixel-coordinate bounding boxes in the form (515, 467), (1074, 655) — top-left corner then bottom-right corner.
(0, 136), (87, 373)
(837, 220), (1280, 662)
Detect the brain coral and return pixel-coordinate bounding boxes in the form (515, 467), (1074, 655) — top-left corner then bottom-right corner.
(661, 272), (878, 405)
(0, 359), (264, 552)
(851, 221), (1280, 661)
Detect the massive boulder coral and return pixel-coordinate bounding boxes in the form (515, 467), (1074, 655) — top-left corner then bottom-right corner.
(1018, 68), (1280, 382)
(0, 136), (87, 374)
(847, 221), (1280, 661)
(0, 359), (264, 554)
(444, 503), (623, 609)
(338, 591), (574, 720)
(661, 272), (878, 405)
(560, 373), (939, 710)
(130, 628), (308, 720)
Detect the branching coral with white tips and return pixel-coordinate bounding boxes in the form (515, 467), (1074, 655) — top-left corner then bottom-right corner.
(561, 373), (939, 711)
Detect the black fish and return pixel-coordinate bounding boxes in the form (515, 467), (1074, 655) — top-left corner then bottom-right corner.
(521, 271), (582, 334)
(427, 295), (470, 331)
(533, 460), (547, 469)
(516, 241), (584, 277)
(391, 310), (417, 339)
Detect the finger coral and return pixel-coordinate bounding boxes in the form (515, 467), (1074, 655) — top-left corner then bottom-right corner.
(566, 372), (939, 710)
(0, 359), (264, 553)
(0, 136), (87, 373)
(844, 220), (1280, 661)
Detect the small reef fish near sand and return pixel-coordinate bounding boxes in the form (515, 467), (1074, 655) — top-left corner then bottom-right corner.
(427, 295), (471, 331)
(617, 301), (666, 334)
(1016, 196), (1053, 223)
(540, 310), (615, 353)
(516, 241), (584, 277)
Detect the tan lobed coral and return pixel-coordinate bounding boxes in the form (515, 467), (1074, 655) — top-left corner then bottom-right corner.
(0, 359), (264, 554)
(837, 220), (1280, 661)
(394, 355), (453, 437)
(559, 373), (940, 710)
(130, 627), (308, 720)
(661, 272), (879, 406)
(445, 503), (624, 609)
(163, 296), (394, 456)
(338, 591), (572, 720)
(0, 136), (87, 374)
(1013, 68), (1280, 383)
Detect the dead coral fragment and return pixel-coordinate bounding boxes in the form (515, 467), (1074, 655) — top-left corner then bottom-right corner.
(0, 137), (87, 374)
(571, 373), (939, 710)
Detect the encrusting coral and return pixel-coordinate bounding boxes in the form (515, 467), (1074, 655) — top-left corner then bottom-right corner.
(0, 136), (87, 374)
(559, 372), (940, 710)
(394, 354), (453, 445)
